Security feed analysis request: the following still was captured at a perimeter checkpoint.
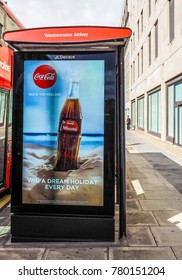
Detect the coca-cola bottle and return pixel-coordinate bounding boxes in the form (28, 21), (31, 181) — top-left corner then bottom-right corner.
(54, 79), (82, 171)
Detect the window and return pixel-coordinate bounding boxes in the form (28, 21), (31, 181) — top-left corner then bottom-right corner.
(148, 32), (151, 65)
(167, 81), (182, 144)
(133, 61), (135, 83)
(131, 99), (136, 128)
(141, 10), (143, 33)
(137, 53), (140, 77)
(133, 32), (135, 51)
(169, 0), (175, 42)
(155, 21), (158, 58)
(141, 46), (144, 74)
(0, 92), (6, 125)
(148, 90), (161, 134)
(167, 85), (174, 138)
(149, 0), (151, 16)
(137, 20), (140, 41)
(175, 82), (182, 102)
(137, 95), (144, 129)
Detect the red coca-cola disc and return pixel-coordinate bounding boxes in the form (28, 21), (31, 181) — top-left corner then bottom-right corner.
(33, 64), (57, 88)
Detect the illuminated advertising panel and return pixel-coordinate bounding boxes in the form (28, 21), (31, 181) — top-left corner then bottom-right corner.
(21, 53), (111, 207)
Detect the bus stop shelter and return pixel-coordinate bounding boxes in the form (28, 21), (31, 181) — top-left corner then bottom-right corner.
(3, 26), (131, 242)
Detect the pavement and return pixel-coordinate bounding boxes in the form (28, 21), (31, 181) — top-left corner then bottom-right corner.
(0, 129), (182, 260)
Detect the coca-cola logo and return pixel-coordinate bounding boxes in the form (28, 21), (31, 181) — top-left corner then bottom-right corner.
(33, 65), (57, 88)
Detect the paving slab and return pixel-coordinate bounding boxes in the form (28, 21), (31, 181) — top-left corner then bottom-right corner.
(126, 200), (142, 210)
(109, 247), (176, 260)
(126, 227), (156, 246)
(0, 248), (45, 260)
(126, 182), (135, 191)
(127, 179), (140, 190)
(171, 247), (182, 260)
(128, 173), (155, 179)
(151, 226), (182, 246)
(153, 210), (181, 225)
(141, 153), (182, 194)
(43, 247), (108, 260)
(126, 159), (151, 166)
(135, 182), (172, 191)
(126, 190), (145, 200)
(139, 200), (182, 211)
(143, 190), (181, 200)
(126, 211), (158, 226)
(139, 178), (169, 185)
(115, 211), (158, 229)
(128, 167), (157, 174)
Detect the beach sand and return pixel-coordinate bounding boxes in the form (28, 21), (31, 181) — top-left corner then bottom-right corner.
(23, 144), (104, 206)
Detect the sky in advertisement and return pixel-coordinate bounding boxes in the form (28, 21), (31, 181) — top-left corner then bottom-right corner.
(6, 0), (124, 28)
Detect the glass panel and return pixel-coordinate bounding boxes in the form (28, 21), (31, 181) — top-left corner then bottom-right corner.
(179, 107), (182, 145)
(131, 100), (136, 127)
(8, 91), (13, 125)
(167, 85), (174, 137)
(175, 82), (182, 102)
(151, 92), (158, 132)
(148, 94), (152, 130)
(148, 90), (161, 133)
(158, 91), (161, 133)
(175, 107), (178, 144)
(0, 93), (6, 125)
(138, 97), (144, 129)
(0, 92), (6, 187)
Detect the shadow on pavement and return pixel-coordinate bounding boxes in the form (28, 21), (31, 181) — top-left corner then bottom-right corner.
(140, 152), (182, 194)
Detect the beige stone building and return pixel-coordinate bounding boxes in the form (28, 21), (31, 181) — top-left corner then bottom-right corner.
(0, 0), (24, 40)
(122, 0), (182, 147)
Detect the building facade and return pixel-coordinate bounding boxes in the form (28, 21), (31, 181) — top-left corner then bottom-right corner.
(0, 0), (24, 38)
(122, 0), (182, 147)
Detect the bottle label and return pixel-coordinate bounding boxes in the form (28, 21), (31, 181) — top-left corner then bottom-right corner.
(59, 118), (81, 134)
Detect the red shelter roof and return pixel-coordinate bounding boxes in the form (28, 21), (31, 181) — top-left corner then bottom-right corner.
(3, 26), (132, 51)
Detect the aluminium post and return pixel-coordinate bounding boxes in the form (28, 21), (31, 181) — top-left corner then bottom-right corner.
(117, 45), (126, 239)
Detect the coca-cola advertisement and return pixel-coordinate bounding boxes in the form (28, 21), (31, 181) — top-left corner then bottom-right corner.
(22, 55), (106, 206)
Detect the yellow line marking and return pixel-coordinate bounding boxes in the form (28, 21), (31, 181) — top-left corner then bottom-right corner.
(0, 195), (10, 209)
